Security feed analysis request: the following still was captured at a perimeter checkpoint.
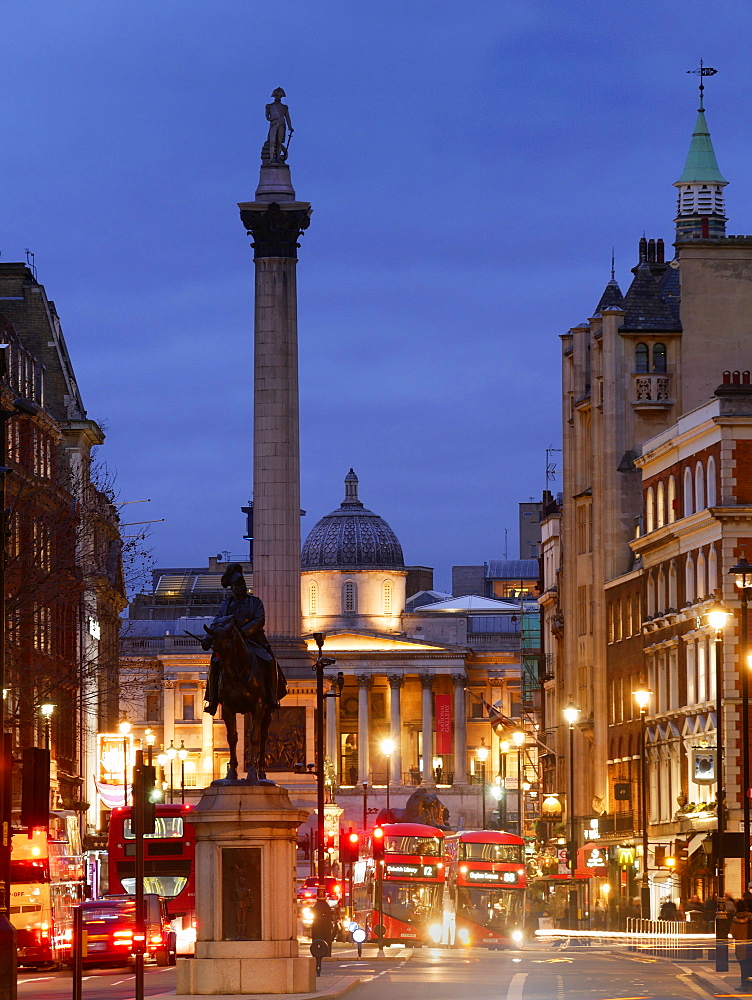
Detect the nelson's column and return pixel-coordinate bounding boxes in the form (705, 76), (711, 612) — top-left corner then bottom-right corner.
(238, 88), (312, 677)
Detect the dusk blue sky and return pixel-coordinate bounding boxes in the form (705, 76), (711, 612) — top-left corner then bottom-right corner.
(3, 2), (751, 593)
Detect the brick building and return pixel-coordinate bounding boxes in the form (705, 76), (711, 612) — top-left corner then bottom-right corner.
(0, 262), (125, 836)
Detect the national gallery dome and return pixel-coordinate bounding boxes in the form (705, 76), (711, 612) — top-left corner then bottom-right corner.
(301, 469), (404, 571)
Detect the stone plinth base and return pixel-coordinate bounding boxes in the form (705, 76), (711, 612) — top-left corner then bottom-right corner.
(175, 781), (314, 995)
(176, 955), (315, 995)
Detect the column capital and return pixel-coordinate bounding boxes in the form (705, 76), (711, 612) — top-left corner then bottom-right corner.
(239, 201), (311, 259)
(419, 672), (434, 690)
(451, 673), (468, 688)
(356, 673), (374, 690)
(387, 674), (404, 689)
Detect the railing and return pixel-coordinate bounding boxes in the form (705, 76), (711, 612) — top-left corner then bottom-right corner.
(626, 918), (695, 959)
(632, 372), (672, 408)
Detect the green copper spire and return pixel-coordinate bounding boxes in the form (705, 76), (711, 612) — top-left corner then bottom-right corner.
(676, 108), (728, 185)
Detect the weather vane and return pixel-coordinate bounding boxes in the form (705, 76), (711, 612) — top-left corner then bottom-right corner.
(687, 59), (717, 110)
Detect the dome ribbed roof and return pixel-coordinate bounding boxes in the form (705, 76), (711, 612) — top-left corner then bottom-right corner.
(301, 470), (404, 570)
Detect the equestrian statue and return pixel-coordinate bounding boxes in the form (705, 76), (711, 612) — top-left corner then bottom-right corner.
(187, 563), (287, 783)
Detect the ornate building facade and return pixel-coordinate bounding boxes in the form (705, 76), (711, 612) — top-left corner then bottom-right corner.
(547, 88), (752, 912)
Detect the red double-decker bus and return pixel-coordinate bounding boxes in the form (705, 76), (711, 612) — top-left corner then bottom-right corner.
(443, 831), (526, 948)
(107, 802), (196, 954)
(352, 823), (445, 945)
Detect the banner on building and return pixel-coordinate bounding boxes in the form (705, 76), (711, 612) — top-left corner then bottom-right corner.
(435, 695), (452, 754)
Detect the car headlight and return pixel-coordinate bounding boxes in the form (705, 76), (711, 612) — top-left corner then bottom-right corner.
(301, 907), (314, 923)
(458, 927), (470, 944)
(429, 924), (442, 942)
(512, 930), (523, 944)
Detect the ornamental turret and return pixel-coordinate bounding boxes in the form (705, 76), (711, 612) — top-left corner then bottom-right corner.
(674, 82), (728, 241)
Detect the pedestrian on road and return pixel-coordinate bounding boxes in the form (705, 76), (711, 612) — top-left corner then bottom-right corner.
(730, 899), (752, 989)
(659, 898), (679, 921)
(703, 895), (718, 932)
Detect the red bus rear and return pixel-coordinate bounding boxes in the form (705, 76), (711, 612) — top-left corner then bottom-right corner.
(444, 831), (526, 948)
(107, 803), (195, 954)
(352, 823), (445, 945)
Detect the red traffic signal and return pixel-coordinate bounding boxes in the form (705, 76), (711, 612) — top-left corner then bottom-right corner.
(340, 830), (359, 864)
(372, 826), (385, 861)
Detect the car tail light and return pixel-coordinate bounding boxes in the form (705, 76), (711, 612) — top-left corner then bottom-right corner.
(150, 935), (162, 944)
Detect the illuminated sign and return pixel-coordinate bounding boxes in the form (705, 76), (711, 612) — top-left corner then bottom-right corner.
(385, 863), (437, 879)
(618, 846), (635, 867)
(87, 617), (101, 640)
(467, 870), (519, 884)
(97, 733), (132, 784)
(584, 848), (607, 870)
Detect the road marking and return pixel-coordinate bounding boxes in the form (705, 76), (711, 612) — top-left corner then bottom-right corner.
(672, 975), (716, 998)
(506, 972), (527, 1000)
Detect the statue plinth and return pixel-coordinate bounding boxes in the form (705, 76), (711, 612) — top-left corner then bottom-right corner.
(175, 783), (314, 995)
(255, 163), (296, 202)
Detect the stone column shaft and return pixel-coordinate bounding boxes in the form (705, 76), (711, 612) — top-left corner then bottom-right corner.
(325, 676), (339, 779)
(388, 675), (404, 784)
(239, 193), (311, 650)
(420, 674), (434, 785)
(163, 679), (176, 751)
(357, 674), (372, 784)
(453, 673), (468, 785)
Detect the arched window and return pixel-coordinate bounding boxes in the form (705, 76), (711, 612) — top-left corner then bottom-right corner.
(647, 573), (655, 617)
(667, 476), (676, 523)
(685, 554), (695, 605)
(694, 462), (705, 511)
(683, 467), (693, 517)
(656, 481), (665, 528)
(696, 550), (706, 602)
(656, 570), (666, 614)
(668, 562), (677, 610)
(646, 487), (655, 533)
(308, 580), (318, 616)
(652, 343), (667, 373)
(707, 455), (717, 507)
(635, 343), (649, 373)
(342, 580), (357, 614)
(708, 546), (718, 594)
(382, 580), (393, 616)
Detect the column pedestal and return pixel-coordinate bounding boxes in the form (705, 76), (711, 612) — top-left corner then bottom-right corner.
(175, 783), (314, 995)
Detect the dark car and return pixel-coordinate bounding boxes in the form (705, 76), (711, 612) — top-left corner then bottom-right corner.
(79, 900), (137, 967)
(296, 877), (345, 940)
(103, 893), (177, 966)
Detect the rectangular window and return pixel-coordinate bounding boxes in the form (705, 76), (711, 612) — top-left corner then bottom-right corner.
(576, 505), (587, 554)
(182, 694), (195, 721)
(577, 586), (587, 635)
(145, 693), (161, 722)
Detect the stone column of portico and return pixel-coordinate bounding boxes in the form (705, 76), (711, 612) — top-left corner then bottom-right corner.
(163, 679), (176, 751)
(419, 674), (434, 785)
(357, 674), (372, 784)
(239, 140), (312, 678)
(387, 674), (404, 784)
(452, 673), (468, 785)
(201, 707), (214, 783)
(325, 675), (339, 781)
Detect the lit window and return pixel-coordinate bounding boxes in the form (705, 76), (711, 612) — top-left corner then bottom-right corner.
(383, 580), (393, 616)
(343, 581), (356, 614)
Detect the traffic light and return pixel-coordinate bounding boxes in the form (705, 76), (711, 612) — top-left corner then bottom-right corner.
(372, 826), (385, 861)
(674, 838), (690, 869)
(325, 832), (335, 851)
(142, 764), (159, 835)
(340, 830), (359, 864)
(21, 747), (50, 831)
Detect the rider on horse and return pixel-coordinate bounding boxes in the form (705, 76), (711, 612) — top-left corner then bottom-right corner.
(202, 563), (287, 715)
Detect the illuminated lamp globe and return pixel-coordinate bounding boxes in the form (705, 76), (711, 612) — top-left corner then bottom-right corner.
(511, 730), (525, 747)
(118, 719), (131, 735)
(562, 703), (581, 727)
(541, 795), (562, 816)
(381, 738), (395, 757)
(706, 599), (732, 632)
(476, 740), (489, 762)
(633, 687), (651, 712)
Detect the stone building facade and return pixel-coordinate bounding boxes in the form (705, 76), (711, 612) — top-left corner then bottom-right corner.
(548, 92), (752, 912)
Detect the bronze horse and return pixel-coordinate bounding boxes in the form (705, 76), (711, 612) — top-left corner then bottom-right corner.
(202, 620), (273, 783)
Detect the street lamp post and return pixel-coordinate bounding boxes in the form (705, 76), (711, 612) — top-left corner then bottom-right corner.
(477, 739), (489, 830)
(381, 738), (394, 818)
(512, 729), (525, 836)
(40, 704), (55, 750)
(562, 703), (581, 930)
(311, 633), (337, 901)
(178, 741), (189, 805)
(362, 781), (368, 832)
(166, 741), (176, 805)
(633, 687), (652, 920)
(119, 720), (131, 807)
(730, 556), (752, 891)
(707, 599), (732, 972)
